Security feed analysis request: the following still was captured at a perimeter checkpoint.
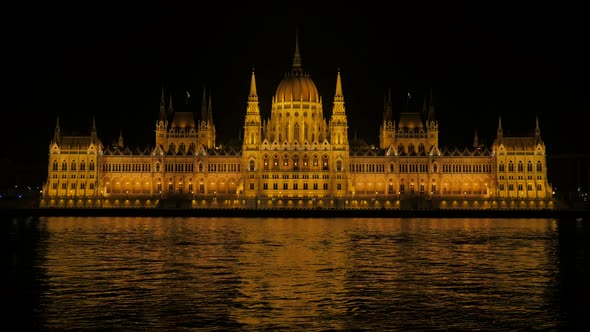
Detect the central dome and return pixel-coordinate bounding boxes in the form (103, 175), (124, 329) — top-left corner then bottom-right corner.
(273, 35), (320, 103)
(274, 72), (319, 103)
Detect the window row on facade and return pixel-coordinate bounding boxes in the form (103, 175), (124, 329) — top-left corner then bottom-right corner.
(498, 160), (543, 172)
(349, 162), (494, 173)
(52, 160), (96, 171)
(99, 162), (241, 173)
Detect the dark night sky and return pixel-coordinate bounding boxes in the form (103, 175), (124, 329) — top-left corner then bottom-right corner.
(2, 1), (588, 187)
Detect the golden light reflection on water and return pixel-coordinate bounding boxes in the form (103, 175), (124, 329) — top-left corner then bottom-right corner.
(38, 217), (560, 330)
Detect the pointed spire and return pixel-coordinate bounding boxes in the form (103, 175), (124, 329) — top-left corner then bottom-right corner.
(497, 115), (503, 139)
(159, 87), (166, 120)
(249, 67), (258, 102)
(334, 68), (344, 102)
(201, 86), (207, 121)
(207, 93), (213, 122)
(53, 116), (61, 143)
(535, 115), (541, 140)
(91, 115), (97, 139)
(427, 88), (435, 122)
(473, 129), (479, 148)
(292, 27), (302, 74)
(118, 129), (124, 148)
(168, 94), (173, 114)
(384, 89), (393, 122)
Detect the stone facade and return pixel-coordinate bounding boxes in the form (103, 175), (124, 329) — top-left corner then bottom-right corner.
(40, 39), (554, 210)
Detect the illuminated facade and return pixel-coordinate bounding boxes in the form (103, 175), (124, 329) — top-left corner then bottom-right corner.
(40, 39), (554, 209)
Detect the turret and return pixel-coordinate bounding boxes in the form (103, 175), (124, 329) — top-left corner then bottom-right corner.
(379, 89), (395, 149)
(243, 68), (262, 147)
(329, 68), (349, 147)
(53, 116), (61, 145)
(197, 89), (216, 149)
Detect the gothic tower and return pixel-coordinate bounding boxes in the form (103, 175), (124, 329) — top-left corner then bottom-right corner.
(379, 89), (395, 149)
(243, 69), (262, 149)
(198, 88), (216, 149)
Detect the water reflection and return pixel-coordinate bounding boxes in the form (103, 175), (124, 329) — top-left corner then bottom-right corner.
(2, 216), (48, 330)
(14, 217), (574, 330)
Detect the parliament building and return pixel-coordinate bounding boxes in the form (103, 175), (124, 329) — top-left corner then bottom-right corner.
(40, 38), (554, 210)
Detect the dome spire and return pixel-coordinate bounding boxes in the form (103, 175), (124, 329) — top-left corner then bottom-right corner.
(292, 27), (302, 74)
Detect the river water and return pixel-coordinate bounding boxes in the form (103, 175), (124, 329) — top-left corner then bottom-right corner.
(3, 216), (589, 331)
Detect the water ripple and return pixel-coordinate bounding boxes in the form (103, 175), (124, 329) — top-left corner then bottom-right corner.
(21, 217), (568, 331)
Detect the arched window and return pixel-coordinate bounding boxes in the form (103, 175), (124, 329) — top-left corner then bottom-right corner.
(313, 155), (319, 167)
(155, 162), (161, 172)
(80, 161), (86, 171)
(70, 161), (76, 171)
(433, 163), (438, 173)
(198, 163), (203, 172)
(89, 161), (95, 171)
(293, 155), (299, 170)
(527, 161), (533, 172)
(508, 161), (514, 172)
(389, 163), (395, 173)
(249, 160), (255, 171)
(62, 161), (67, 171)
(499, 162), (505, 172)
(536, 161), (542, 172)
(263, 155), (269, 170)
(52, 160), (58, 171)
(294, 123), (299, 141)
(518, 161), (523, 172)
(322, 155), (329, 170)
(336, 160), (342, 172)
(397, 144), (404, 154)
(418, 143), (425, 153)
